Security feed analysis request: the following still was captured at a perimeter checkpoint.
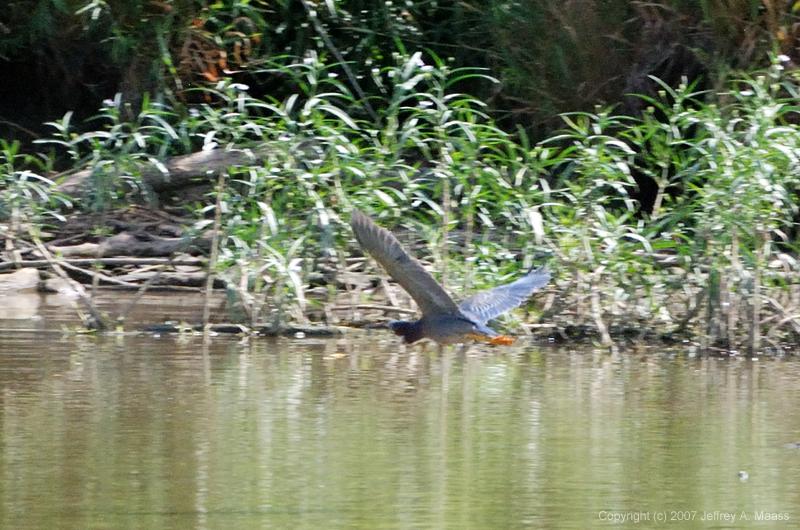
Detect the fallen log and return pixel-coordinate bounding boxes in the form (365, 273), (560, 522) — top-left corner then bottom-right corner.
(54, 147), (267, 198)
(0, 257), (206, 271)
(35, 232), (211, 258)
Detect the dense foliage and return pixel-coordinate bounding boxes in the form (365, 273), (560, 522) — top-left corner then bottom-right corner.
(2, 0), (798, 141)
(1, 1), (800, 351)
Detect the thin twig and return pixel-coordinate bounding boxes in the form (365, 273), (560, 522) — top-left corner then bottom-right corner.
(203, 170), (227, 327)
(440, 169), (451, 292)
(116, 245), (198, 326)
(58, 261), (140, 287)
(674, 285), (706, 334)
(464, 174), (475, 294)
(727, 227), (739, 349)
(651, 168), (667, 219)
(749, 231), (766, 354)
(590, 285), (612, 345)
(341, 303), (418, 315)
(28, 226), (108, 330)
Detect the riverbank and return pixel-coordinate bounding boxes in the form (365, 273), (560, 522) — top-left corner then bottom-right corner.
(1, 57), (799, 353)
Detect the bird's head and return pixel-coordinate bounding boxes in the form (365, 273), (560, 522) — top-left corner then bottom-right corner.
(389, 320), (425, 344)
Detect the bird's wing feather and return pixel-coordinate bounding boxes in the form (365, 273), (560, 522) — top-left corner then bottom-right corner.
(459, 270), (550, 325)
(350, 209), (461, 316)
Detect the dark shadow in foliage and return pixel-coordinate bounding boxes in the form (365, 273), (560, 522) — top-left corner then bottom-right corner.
(0, 34), (121, 145)
(618, 25), (711, 215)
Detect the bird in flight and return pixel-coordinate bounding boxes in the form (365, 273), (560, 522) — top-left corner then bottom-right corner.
(350, 209), (550, 345)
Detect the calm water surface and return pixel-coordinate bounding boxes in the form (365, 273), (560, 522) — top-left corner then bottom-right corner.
(1, 330), (799, 529)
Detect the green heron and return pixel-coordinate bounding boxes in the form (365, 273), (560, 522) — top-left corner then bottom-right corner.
(350, 209), (550, 345)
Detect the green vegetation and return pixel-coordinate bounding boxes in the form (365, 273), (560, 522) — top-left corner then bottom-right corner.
(3, 49), (800, 352)
(2, 0), (796, 141)
(1, 1), (800, 352)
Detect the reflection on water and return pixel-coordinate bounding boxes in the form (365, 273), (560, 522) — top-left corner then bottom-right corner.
(1, 334), (799, 529)
(0, 291), (227, 330)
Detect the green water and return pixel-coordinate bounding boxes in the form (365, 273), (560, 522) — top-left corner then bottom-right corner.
(1, 334), (798, 529)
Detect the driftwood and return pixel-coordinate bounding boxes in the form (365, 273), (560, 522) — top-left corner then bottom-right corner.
(28, 230), (110, 330)
(145, 322), (344, 338)
(1, 201), (215, 294)
(0, 257), (206, 271)
(38, 232), (210, 258)
(54, 147), (268, 198)
(113, 270), (210, 287)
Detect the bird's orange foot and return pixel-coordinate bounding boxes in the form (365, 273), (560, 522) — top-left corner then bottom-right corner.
(489, 335), (516, 346)
(467, 333), (516, 346)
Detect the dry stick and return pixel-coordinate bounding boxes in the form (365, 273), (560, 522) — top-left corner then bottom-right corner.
(590, 285), (612, 345)
(766, 313), (800, 340)
(115, 265), (175, 324)
(116, 240), (198, 327)
(270, 276), (286, 331)
(749, 231), (766, 354)
(651, 169), (668, 220)
(537, 240), (573, 324)
(28, 227), (108, 330)
(765, 297), (800, 337)
(254, 205), (284, 327)
(675, 285), (706, 334)
(705, 268), (720, 351)
(234, 206), (275, 325)
(4, 206), (21, 267)
(91, 253), (102, 301)
(576, 270), (587, 322)
(380, 277), (401, 308)
(463, 177), (475, 295)
(250, 212), (268, 327)
(440, 171), (451, 292)
(345, 304), (418, 316)
(237, 263), (254, 322)
(203, 170), (227, 328)
(0, 119), (40, 140)
(541, 291), (556, 314)
(699, 283), (709, 353)
(0, 257), (205, 270)
(727, 227), (739, 349)
(58, 261), (140, 288)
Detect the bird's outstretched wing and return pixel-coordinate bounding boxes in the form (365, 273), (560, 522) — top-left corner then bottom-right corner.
(350, 209), (461, 316)
(459, 269), (550, 325)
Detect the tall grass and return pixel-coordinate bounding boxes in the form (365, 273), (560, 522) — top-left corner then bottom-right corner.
(539, 56), (800, 350)
(11, 49), (800, 351)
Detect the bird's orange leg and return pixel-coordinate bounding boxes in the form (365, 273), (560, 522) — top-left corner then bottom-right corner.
(467, 334), (516, 346)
